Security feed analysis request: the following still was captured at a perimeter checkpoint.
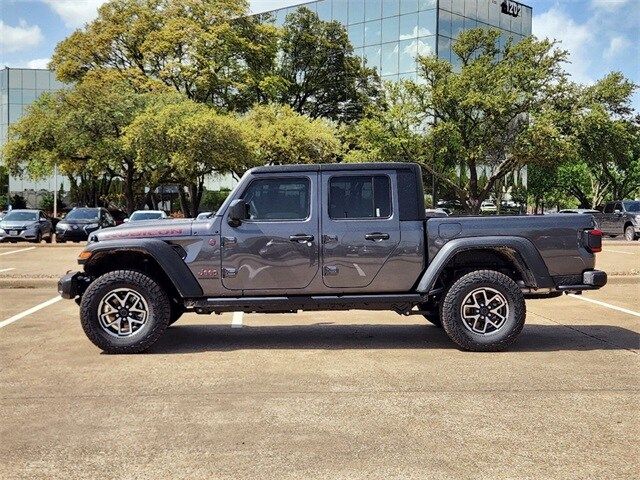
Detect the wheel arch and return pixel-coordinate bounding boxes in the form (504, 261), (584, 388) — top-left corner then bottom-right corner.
(82, 239), (203, 299)
(416, 236), (554, 293)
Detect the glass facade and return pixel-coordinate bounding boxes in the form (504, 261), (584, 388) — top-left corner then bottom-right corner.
(264, 0), (532, 81)
(1, 68), (69, 198)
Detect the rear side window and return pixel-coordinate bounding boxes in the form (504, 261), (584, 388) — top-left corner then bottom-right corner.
(329, 175), (391, 219)
(242, 177), (310, 221)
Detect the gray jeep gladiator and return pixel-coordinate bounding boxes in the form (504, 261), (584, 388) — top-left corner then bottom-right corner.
(59, 163), (607, 353)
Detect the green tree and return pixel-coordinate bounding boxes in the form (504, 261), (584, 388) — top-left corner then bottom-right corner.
(124, 98), (251, 217)
(50, 0), (279, 112)
(244, 104), (342, 172)
(272, 7), (381, 123)
(347, 29), (573, 213)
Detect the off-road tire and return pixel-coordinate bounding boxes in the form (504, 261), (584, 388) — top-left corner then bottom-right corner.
(80, 270), (171, 354)
(440, 270), (526, 352)
(624, 225), (637, 241)
(56, 235), (66, 244)
(45, 233), (52, 243)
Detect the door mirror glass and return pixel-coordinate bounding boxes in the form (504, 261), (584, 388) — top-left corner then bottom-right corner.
(228, 199), (247, 226)
(614, 209), (621, 215)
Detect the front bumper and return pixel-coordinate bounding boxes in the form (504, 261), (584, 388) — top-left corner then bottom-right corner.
(58, 271), (92, 299)
(0, 229), (39, 241)
(556, 269), (607, 292)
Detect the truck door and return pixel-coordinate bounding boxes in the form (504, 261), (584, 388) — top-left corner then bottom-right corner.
(320, 171), (401, 288)
(220, 173), (320, 291)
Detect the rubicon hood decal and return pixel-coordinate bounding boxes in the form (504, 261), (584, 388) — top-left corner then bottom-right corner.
(97, 220), (193, 240)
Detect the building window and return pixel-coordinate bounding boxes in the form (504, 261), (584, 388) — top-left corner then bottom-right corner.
(381, 42), (399, 75)
(400, 0), (419, 15)
(381, 15), (399, 43)
(439, 9), (452, 38)
(364, 45), (382, 70)
(382, 0), (400, 18)
(333, 0), (348, 24)
(418, 8), (436, 36)
(399, 12), (419, 39)
(348, 0), (364, 24)
(364, 19), (382, 45)
(329, 175), (392, 219)
(349, 22), (365, 47)
(317, 0), (332, 20)
(365, 0), (382, 21)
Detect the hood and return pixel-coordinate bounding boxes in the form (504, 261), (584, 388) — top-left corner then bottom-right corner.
(59, 218), (100, 225)
(94, 219), (194, 241)
(0, 220), (39, 229)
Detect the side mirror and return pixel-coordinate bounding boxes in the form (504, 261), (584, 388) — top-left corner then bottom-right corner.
(614, 209), (621, 215)
(123, 218), (129, 223)
(227, 199), (247, 227)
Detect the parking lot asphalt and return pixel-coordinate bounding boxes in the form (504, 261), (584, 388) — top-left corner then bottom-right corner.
(0, 241), (638, 479)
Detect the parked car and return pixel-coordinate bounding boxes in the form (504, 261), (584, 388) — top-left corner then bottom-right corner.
(124, 210), (168, 223)
(425, 208), (449, 218)
(480, 201), (497, 213)
(196, 211), (216, 220)
(593, 200), (640, 241)
(59, 163), (607, 354)
(55, 207), (116, 243)
(0, 211), (6, 219)
(0, 209), (53, 243)
(558, 209), (600, 214)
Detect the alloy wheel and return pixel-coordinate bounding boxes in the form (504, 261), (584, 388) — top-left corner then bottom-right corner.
(460, 287), (509, 335)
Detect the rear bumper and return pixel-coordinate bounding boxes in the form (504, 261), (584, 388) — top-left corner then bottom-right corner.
(556, 269), (607, 292)
(58, 271), (92, 299)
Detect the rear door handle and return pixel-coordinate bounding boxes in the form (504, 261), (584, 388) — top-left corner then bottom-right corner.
(289, 234), (314, 243)
(365, 232), (390, 241)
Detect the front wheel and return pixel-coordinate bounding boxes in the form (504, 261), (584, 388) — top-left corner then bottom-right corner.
(80, 270), (171, 354)
(440, 270), (526, 352)
(624, 225), (637, 241)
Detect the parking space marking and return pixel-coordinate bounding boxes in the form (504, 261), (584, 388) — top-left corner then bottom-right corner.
(0, 268), (16, 273)
(0, 246), (36, 256)
(231, 311), (244, 328)
(0, 296), (63, 330)
(569, 294), (640, 318)
(606, 249), (636, 255)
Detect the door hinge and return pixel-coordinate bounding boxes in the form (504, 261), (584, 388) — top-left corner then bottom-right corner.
(222, 267), (238, 278)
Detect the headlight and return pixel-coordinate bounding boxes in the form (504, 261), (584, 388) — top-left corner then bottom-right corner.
(85, 223), (99, 229)
(635, 215), (640, 222)
(57, 223), (68, 230)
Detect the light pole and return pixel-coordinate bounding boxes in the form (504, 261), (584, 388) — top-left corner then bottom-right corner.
(53, 162), (58, 218)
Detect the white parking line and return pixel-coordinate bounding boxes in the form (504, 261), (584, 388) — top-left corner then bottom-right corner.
(231, 311), (244, 328)
(605, 249), (636, 255)
(0, 246), (36, 256)
(0, 268), (16, 273)
(0, 296), (63, 329)
(569, 294), (640, 318)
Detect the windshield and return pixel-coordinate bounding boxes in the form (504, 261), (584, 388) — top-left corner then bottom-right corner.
(65, 209), (99, 221)
(3, 211), (38, 222)
(130, 212), (163, 221)
(623, 201), (640, 212)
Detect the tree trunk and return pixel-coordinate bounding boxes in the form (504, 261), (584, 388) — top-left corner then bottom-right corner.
(178, 186), (191, 218)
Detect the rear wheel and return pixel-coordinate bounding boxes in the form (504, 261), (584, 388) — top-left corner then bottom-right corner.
(624, 225), (637, 241)
(45, 233), (52, 243)
(80, 270), (171, 354)
(440, 270), (526, 352)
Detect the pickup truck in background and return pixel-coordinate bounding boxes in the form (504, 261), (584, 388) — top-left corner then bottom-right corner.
(59, 163), (607, 354)
(593, 200), (640, 241)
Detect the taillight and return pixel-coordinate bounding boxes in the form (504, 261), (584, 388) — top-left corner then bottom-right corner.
(584, 229), (602, 253)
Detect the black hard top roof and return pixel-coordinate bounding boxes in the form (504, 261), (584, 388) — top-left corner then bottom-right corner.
(249, 162), (421, 174)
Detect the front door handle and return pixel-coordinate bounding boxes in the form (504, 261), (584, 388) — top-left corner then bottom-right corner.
(289, 233), (314, 243)
(365, 232), (390, 241)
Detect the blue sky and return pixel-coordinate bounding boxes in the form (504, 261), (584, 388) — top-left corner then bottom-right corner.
(1, 0), (638, 108)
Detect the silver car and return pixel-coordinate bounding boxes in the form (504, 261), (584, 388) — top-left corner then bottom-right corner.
(0, 209), (53, 243)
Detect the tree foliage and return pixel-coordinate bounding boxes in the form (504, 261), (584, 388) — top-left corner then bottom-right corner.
(347, 28), (573, 213)
(272, 7), (381, 123)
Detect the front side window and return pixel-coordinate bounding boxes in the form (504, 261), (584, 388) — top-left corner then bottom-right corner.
(242, 178), (310, 221)
(603, 203), (614, 214)
(329, 175), (391, 219)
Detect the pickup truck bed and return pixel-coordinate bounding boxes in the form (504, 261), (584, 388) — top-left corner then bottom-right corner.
(59, 162), (607, 354)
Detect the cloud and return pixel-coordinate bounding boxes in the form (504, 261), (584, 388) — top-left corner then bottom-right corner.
(0, 20), (44, 53)
(532, 7), (594, 84)
(591, 0), (630, 11)
(42, 0), (108, 28)
(604, 36), (631, 60)
(26, 58), (51, 69)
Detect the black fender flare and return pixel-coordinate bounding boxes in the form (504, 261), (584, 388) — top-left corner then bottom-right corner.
(81, 239), (203, 298)
(416, 236), (554, 293)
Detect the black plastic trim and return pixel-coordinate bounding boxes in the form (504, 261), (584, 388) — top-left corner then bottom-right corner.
(415, 236), (555, 293)
(81, 239), (203, 298)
